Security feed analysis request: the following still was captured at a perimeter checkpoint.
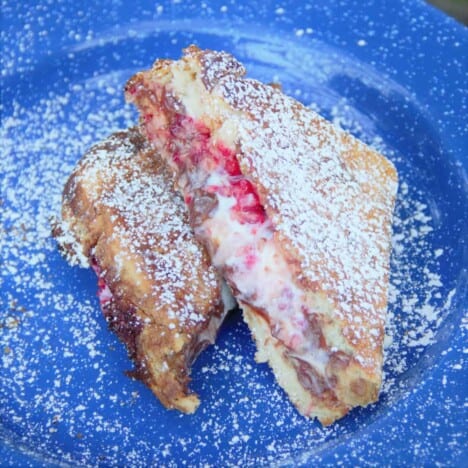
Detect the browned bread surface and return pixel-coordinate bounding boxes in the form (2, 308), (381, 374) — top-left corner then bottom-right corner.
(126, 46), (398, 424)
(54, 127), (228, 413)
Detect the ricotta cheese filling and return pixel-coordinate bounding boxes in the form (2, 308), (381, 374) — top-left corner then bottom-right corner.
(157, 115), (334, 395)
(203, 175), (330, 376)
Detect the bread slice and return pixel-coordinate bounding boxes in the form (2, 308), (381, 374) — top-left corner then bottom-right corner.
(53, 127), (234, 413)
(126, 46), (398, 424)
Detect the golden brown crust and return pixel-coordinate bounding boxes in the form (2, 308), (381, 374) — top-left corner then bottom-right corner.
(54, 127), (228, 413)
(241, 302), (348, 425)
(126, 46), (398, 424)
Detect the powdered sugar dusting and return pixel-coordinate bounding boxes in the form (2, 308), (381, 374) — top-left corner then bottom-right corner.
(1, 29), (465, 468)
(129, 47), (403, 422)
(59, 128), (221, 328)
(233, 77), (396, 366)
(168, 48), (398, 373)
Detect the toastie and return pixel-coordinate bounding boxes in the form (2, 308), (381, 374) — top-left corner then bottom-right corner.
(54, 127), (234, 413)
(125, 46), (398, 424)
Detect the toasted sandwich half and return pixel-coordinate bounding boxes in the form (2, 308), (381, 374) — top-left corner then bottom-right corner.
(53, 127), (234, 413)
(125, 46), (398, 425)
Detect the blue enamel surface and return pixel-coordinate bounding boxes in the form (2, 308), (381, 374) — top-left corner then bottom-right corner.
(1, 1), (467, 465)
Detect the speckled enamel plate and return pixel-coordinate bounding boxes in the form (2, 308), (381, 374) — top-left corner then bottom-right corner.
(1, 1), (467, 465)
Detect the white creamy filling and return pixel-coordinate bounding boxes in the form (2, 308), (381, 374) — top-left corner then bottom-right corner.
(220, 279), (237, 313)
(194, 279), (234, 361)
(171, 64), (240, 151)
(172, 67), (206, 120)
(169, 68), (333, 384)
(197, 175), (330, 376)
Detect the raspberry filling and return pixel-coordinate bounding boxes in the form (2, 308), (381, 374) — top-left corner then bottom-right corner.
(127, 73), (343, 398)
(92, 261), (113, 307)
(141, 108), (336, 398)
(91, 260), (142, 360)
(167, 115), (267, 226)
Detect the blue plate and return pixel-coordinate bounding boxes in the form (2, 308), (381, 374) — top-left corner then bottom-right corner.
(1, 0), (467, 465)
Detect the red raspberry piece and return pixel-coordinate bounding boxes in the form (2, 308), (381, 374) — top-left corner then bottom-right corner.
(168, 115), (268, 225)
(172, 150), (184, 168)
(222, 152), (242, 176)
